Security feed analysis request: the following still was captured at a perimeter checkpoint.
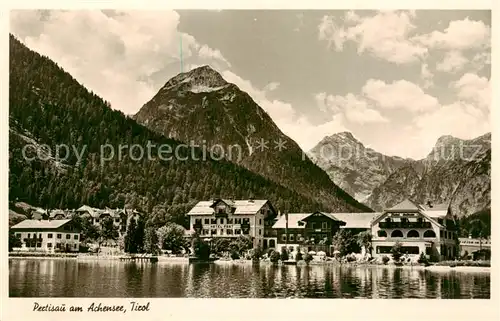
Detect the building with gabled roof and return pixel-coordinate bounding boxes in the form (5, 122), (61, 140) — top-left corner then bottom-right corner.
(370, 199), (458, 261)
(187, 198), (277, 248)
(10, 219), (81, 252)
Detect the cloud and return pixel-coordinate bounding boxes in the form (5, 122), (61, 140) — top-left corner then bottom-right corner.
(451, 73), (490, 109)
(420, 63), (433, 88)
(263, 82), (280, 92)
(413, 101), (489, 149)
(435, 50), (467, 73)
(318, 10), (428, 64)
(314, 92), (388, 125)
(10, 10), (231, 114)
(413, 17), (490, 51)
(362, 79), (440, 112)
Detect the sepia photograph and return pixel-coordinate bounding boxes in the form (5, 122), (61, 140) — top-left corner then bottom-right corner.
(7, 8), (492, 302)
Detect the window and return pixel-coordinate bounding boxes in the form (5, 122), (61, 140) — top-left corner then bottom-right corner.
(440, 230), (444, 238)
(227, 218), (233, 224)
(74, 244), (77, 249)
(218, 208), (224, 214)
(376, 246), (392, 254)
(377, 230), (387, 237)
(66, 234), (71, 239)
(407, 230), (419, 238)
(48, 233), (53, 238)
(417, 217), (423, 223)
(297, 234), (302, 242)
(47, 243), (52, 248)
(235, 218), (241, 224)
(310, 222), (316, 229)
(289, 234), (294, 241)
(243, 218), (250, 224)
(401, 217), (408, 223)
(243, 229), (249, 235)
(211, 218), (217, 224)
(74, 235), (79, 240)
(438, 218), (443, 225)
(259, 229), (262, 236)
(57, 234), (62, 239)
(211, 229), (217, 235)
(226, 229), (233, 235)
(95, 219), (99, 223)
(27, 233), (31, 239)
(235, 229), (241, 235)
(425, 247), (432, 255)
(259, 219), (262, 225)
(423, 230), (436, 238)
(391, 230), (403, 238)
(322, 222), (328, 229)
(195, 219), (202, 224)
(281, 234), (287, 241)
(204, 218), (209, 224)
(219, 218), (225, 224)
(15, 233), (20, 238)
(36, 243), (42, 248)
(39, 233), (42, 238)
(385, 217), (391, 222)
(115, 218), (120, 223)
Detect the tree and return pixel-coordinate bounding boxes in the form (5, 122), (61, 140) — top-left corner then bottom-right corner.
(469, 219), (487, 251)
(192, 235), (210, 260)
(332, 230), (359, 256)
(144, 225), (160, 255)
(269, 250), (280, 264)
(9, 231), (22, 251)
(357, 231), (372, 256)
(124, 217), (137, 253)
(99, 216), (119, 245)
(212, 238), (231, 255)
(157, 223), (187, 254)
(80, 216), (99, 244)
(280, 247), (289, 261)
(391, 241), (403, 262)
(229, 235), (253, 255)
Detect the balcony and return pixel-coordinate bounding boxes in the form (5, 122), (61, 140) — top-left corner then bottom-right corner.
(214, 212), (228, 218)
(378, 222), (432, 229)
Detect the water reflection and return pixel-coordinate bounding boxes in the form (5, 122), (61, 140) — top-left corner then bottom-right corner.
(9, 259), (490, 298)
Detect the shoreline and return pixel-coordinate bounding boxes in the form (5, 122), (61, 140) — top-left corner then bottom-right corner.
(8, 255), (491, 273)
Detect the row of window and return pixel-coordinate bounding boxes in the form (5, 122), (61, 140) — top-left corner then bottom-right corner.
(17, 233), (79, 240)
(377, 229), (436, 238)
(195, 218), (255, 225)
(376, 245), (422, 255)
(309, 222), (328, 229)
(200, 229), (253, 236)
(24, 242), (78, 249)
(280, 233), (302, 242)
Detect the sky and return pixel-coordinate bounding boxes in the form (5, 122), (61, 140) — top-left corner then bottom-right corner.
(10, 10), (491, 159)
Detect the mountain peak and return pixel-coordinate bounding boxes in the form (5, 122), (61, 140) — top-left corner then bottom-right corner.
(162, 65), (228, 91)
(434, 135), (461, 147)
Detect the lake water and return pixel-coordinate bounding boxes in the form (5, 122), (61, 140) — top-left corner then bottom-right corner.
(9, 259), (490, 298)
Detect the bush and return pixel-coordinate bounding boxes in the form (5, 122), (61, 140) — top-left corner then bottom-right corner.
(251, 247), (263, 261)
(230, 250), (240, 260)
(270, 250), (280, 263)
(304, 253), (313, 264)
(417, 252), (429, 265)
(382, 255), (390, 265)
(280, 247), (289, 261)
(266, 248), (275, 257)
(391, 242), (403, 262)
(346, 254), (356, 262)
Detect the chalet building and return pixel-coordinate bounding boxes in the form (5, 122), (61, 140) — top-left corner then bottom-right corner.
(458, 236), (491, 258)
(187, 199), (277, 248)
(272, 211), (348, 255)
(75, 205), (130, 232)
(10, 219), (81, 252)
(370, 199), (458, 261)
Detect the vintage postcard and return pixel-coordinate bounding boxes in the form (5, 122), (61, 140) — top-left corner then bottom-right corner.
(2, 1), (498, 321)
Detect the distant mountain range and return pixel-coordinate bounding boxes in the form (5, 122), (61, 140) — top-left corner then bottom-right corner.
(308, 132), (491, 217)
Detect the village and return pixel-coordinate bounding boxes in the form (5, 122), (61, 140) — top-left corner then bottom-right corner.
(8, 198), (491, 266)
